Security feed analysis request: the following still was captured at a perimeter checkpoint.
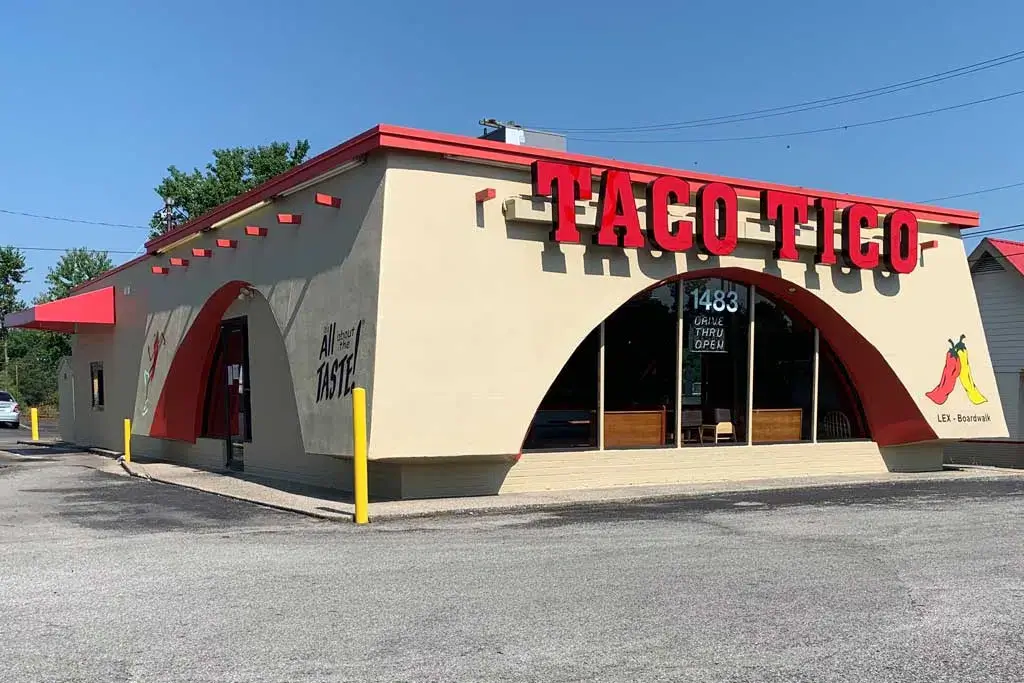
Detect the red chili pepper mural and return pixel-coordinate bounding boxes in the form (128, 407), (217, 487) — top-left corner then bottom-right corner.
(925, 335), (988, 406)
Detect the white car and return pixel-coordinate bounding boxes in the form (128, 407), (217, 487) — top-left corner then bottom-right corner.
(0, 392), (21, 428)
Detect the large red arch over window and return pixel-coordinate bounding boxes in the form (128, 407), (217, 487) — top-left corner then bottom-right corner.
(150, 280), (250, 442)
(703, 268), (933, 446)
(521, 267), (934, 451)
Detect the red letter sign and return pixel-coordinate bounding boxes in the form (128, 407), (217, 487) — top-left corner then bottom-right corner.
(595, 170), (644, 248)
(645, 176), (693, 252)
(761, 190), (807, 262)
(840, 203), (880, 269)
(695, 182), (738, 256)
(813, 198), (838, 265)
(531, 161), (593, 243)
(882, 209), (919, 274)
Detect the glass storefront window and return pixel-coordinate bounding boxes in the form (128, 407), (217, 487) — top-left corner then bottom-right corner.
(523, 328), (600, 451)
(752, 294), (814, 443)
(681, 278), (749, 445)
(604, 283), (678, 448)
(817, 336), (869, 440)
(523, 276), (870, 452)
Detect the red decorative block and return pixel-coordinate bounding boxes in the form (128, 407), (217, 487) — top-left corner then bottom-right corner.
(245, 226), (268, 237)
(151, 266), (169, 275)
(216, 239), (237, 249)
(920, 240), (938, 250)
(475, 188), (496, 203)
(169, 258), (189, 267)
(191, 248), (213, 258)
(277, 213), (302, 225)
(315, 193), (342, 208)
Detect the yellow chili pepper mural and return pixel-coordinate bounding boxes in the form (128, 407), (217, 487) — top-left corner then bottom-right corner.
(953, 335), (987, 405)
(925, 334), (987, 406)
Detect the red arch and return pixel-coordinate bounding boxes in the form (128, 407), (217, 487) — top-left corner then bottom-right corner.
(524, 267), (934, 449)
(150, 280), (249, 441)
(697, 268), (933, 446)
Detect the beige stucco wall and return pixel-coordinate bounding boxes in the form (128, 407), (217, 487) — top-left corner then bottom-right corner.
(69, 155), (387, 482)
(62, 145), (1007, 498)
(370, 152), (1007, 470)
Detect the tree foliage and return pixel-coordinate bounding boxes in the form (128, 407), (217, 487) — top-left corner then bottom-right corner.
(0, 246), (27, 327)
(149, 140), (311, 238)
(37, 248), (113, 303)
(0, 247), (111, 407)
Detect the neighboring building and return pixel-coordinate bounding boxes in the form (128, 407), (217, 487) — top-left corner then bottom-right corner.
(4, 124), (1009, 499)
(945, 238), (1024, 467)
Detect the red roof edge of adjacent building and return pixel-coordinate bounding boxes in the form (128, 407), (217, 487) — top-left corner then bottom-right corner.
(71, 123), (981, 294)
(980, 237), (1024, 278)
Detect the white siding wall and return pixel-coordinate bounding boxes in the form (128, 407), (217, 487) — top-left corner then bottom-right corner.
(946, 253), (1024, 466)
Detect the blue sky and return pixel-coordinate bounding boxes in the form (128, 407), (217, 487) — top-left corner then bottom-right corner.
(1, 0), (1022, 300)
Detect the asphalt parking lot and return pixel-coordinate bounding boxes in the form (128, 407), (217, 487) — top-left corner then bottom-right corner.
(1, 441), (1023, 682)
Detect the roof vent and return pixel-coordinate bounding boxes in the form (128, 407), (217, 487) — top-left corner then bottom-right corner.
(971, 251), (1004, 274)
(478, 118), (567, 152)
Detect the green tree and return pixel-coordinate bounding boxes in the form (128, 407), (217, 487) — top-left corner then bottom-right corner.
(32, 248), (115, 394)
(1, 248), (113, 406)
(36, 248), (114, 304)
(0, 246), (28, 391)
(149, 140), (311, 238)
(6, 330), (58, 407)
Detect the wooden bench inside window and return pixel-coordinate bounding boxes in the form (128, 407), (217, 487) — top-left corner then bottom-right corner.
(604, 408), (667, 448)
(751, 408), (803, 443)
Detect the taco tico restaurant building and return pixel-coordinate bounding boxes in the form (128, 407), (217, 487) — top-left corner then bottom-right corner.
(6, 123), (1008, 499)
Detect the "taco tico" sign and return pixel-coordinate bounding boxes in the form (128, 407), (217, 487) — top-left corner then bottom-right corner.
(530, 160), (921, 275)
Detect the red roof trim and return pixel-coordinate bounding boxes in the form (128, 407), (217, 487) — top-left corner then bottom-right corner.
(375, 124), (980, 226)
(72, 123), (980, 293)
(5, 286), (116, 332)
(984, 237), (1024, 277)
(144, 126), (382, 253)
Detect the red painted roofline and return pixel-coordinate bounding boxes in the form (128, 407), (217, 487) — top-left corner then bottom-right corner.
(374, 124), (980, 226)
(73, 123), (980, 292)
(981, 237), (1024, 278)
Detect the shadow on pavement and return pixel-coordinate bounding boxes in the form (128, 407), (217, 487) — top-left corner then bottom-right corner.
(19, 470), (311, 533)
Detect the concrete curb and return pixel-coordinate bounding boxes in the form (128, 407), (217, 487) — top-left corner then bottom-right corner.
(9, 437), (1024, 523)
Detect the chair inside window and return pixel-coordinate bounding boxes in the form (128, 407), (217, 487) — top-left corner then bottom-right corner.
(701, 408), (736, 445)
(681, 410), (702, 444)
(819, 411), (851, 440)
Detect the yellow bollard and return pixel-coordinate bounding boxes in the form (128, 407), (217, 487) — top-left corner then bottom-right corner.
(352, 387), (369, 524)
(30, 407), (39, 442)
(123, 418), (132, 464)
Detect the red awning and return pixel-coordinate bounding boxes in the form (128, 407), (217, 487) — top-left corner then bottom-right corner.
(5, 286), (116, 333)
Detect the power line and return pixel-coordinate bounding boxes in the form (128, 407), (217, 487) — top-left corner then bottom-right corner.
(566, 88), (1024, 144)
(532, 48), (1024, 134)
(963, 222), (1024, 237)
(0, 208), (149, 230)
(921, 181), (1024, 204)
(6, 246), (137, 255)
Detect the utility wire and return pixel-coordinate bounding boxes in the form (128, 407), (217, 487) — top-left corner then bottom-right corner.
(566, 88), (1024, 144)
(533, 48), (1024, 134)
(5, 246), (136, 255)
(0, 208), (149, 230)
(963, 222), (1024, 237)
(921, 181), (1024, 204)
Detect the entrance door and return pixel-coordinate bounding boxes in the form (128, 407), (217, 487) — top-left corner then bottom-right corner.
(201, 317), (252, 471)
